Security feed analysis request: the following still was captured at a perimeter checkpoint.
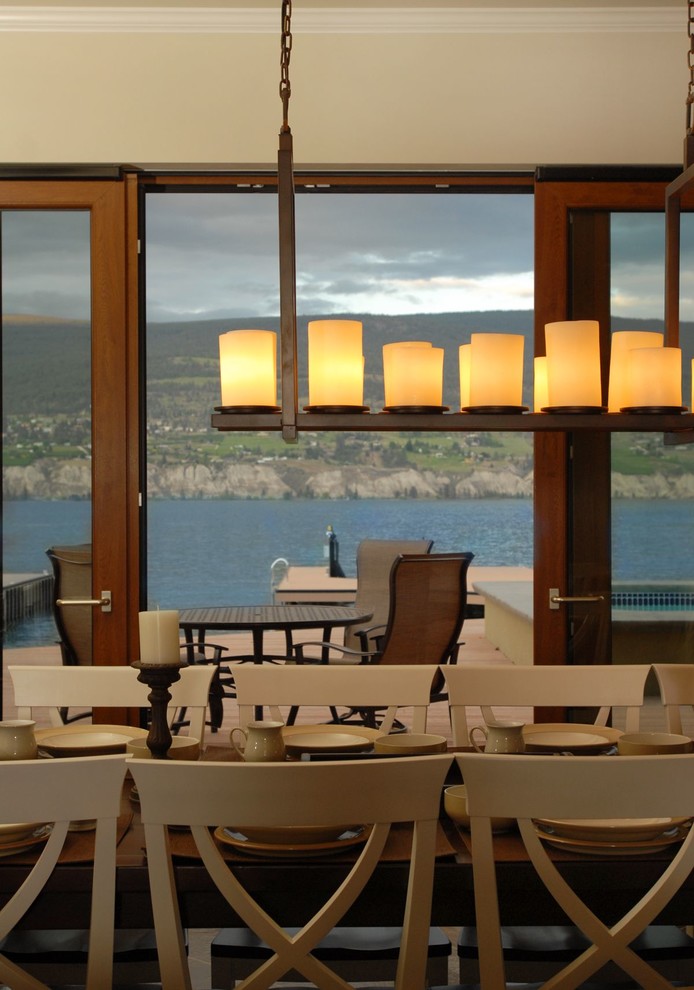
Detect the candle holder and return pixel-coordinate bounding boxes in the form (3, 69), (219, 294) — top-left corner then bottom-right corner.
(131, 661), (184, 759)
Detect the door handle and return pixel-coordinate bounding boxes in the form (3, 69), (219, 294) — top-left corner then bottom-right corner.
(549, 588), (604, 611)
(56, 591), (112, 614)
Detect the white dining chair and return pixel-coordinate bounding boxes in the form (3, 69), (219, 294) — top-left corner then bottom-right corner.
(443, 662), (649, 747)
(131, 753), (452, 990)
(444, 752), (694, 990)
(0, 754), (127, 990)
(233, 662), (437, 734)
(8, 663), (215, 744)
(653, 663), (694, 734)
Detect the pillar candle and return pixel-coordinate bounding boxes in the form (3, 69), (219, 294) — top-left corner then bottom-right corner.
(139, 610), (180, 665)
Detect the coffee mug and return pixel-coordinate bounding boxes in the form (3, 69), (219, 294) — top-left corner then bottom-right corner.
(470, 720), (525, 754)
(231, 720), (286, 762)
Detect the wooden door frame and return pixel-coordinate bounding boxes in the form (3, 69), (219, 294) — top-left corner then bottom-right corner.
(533, 172), (675, 720)
(0, 177), (141, 721)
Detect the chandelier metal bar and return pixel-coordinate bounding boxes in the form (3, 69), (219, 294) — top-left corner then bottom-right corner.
(278, 0), (298, 442)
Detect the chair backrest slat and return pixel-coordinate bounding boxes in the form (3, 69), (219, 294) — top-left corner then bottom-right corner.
(444, 663), (649, 745)
(233, 663), (437, 733)
(8, 664), (215, 743)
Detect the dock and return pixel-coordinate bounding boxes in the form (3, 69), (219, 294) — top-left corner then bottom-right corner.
(2, 572), (53, 629)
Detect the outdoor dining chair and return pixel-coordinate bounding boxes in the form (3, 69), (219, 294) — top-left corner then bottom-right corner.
(131, 753), (452, 990)
(0, 754), (127, 990)
(294, 551), (474, 727)
(436, 752), (694, 990)
(342, 538), (433, 652)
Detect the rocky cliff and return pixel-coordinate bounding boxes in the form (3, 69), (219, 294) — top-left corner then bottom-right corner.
(4, 458), (693, 500)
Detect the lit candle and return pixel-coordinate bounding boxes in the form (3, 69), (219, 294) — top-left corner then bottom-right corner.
(607, 331), (663, 412)
(534, 356), (549, 412)
(627, 346), (682, 408)
(382, 341), (444, 407)
(219, 329), (277, 408)
(308, 320), (364, 407)
(138, 610), (181, 666)
(469, 333), (524, 407)
(544, 320), (602, 409)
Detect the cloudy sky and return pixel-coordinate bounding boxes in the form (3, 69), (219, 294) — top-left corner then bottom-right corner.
(2, 194), (693, 323)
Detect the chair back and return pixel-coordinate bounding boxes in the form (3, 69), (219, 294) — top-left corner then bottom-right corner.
(8, 664), (215, 742)
(377, 552), (473, 671)
(343, 539), (433, 651)
(46, 543), (92, 665)
(444, 663), (649, 746)
(131, 753), (451, 990)
(457, 750), (694, 990)
(0, 754), (126, 990)
(653, 663), (694, 733)
(233, 663), (437, 734)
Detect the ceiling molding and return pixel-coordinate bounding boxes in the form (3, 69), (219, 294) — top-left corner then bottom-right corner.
(0, 5), (683, 34)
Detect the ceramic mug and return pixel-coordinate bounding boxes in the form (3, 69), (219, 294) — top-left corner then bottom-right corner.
(470, 719), (525, 754)
(0, 720), (38, 760)
(231, 720), (286, 762)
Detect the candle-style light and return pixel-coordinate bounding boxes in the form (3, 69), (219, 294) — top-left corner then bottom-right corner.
(624, 346), (685, 412)
(459, 343), (471, 409)
(607, 331), (664, 412)
(217, 329), (279, 413)
(534, 356), (549, 412)
(382, 341), (447, 411)
(138, 610), (181, 666)
(464, 333), (526, 413)
(306, 319), (367, 411)
(544, 320), (604, 412)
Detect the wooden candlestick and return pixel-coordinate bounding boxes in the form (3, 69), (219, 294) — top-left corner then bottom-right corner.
(131, 661), (183, 759)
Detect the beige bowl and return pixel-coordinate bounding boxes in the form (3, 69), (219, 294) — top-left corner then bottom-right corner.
(373, 733), (448, 756)
(0, 822), (43, 841)
(230, 824), (356, 845)
(444, 784), (515, 833)
(126, 736), (201, 761)
(617, 732), (694, 755)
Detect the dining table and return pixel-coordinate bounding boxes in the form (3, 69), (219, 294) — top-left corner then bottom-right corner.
(3, 746), (694, 936)
(178, 604), (373, 724)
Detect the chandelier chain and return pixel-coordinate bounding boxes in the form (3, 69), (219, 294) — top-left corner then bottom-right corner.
(280, 0), (293, 133)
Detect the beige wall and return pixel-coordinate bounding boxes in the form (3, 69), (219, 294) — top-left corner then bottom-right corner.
(0, 14), (686, 166)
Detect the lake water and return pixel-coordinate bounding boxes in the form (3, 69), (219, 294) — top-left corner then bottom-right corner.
(3, 497), (693, 646)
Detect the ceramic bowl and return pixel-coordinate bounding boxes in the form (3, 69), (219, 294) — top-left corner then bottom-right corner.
(230, 824), (356, 845)
(126, 736), (201, 761)
(373, 733), (448, 755)
(0, 822), (42, 841)
(444, 784), (515, 833)
(617, 732), (693, 755)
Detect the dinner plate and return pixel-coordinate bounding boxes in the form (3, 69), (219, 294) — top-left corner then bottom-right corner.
(214, 825), (369, 858)
(535, 824), (688, 857)
(534, 817), (692, 843)
(37, 724), (149, 758)
(523, 723), (622, 754)
(282, 724), (379, 756)
(0, 824), (52, 859)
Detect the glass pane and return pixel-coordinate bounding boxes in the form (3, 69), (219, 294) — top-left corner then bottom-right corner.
(610, 213), (694, 670)
(144, 189), (534, 659)
(2, 211), (92, 669)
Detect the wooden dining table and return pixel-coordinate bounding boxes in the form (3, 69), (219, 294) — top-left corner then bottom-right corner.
(2, 747), (694, 934)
